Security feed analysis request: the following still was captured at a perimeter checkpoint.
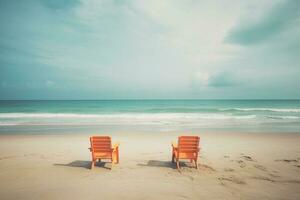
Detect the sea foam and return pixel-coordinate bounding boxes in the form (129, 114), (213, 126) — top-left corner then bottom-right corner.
(221, 108), (300, 112)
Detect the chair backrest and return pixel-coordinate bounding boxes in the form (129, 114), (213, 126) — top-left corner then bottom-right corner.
(90, 136), (112, 153)
(178, 136), (200, 154)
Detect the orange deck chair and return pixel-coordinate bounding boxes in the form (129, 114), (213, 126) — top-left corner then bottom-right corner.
(89, 136), (119, 170)
(172, 136), (200, 170)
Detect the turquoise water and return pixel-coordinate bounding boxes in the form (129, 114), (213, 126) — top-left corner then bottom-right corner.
(0, 100), (300, 133)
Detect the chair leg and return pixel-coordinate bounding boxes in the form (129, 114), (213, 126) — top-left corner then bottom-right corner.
(195, 159), (198, 169)
(176, 159), (180, 171)
(172, 152), (175, 163)
(91, 160), (95, 170)
(113, 151), (119, 164)
(116, 150), (119, 164)
(111, 158), (114, 170)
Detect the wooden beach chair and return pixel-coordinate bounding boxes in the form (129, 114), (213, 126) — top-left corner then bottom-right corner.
(172, 136), (200, 171)
(89, 136), (119, 170)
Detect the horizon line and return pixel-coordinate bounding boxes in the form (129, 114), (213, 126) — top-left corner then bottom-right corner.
(0, 99), (300, 101)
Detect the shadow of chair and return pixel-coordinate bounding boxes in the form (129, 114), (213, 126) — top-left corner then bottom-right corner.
(137, 160), (188, 169)
(54, 160), (110, 170)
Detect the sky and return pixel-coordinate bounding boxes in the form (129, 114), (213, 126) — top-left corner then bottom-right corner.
(0, 0), (299, 99)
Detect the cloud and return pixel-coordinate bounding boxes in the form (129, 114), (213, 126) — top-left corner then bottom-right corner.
(192, 71), (242, 88)
(209, 72), (241, 87)
(38, 0), (80, 10)
(226, 0), (300, 45)
(192, 72), (210, 87)
(0, 0), (299, 99)
(45, 80), (55, 88)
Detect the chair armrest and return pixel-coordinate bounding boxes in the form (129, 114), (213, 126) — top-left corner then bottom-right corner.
(112, 143), (120, 151)
(171, 142), (177, 149)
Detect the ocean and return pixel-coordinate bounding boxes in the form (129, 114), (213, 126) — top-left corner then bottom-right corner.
(0, 100), (299, 134)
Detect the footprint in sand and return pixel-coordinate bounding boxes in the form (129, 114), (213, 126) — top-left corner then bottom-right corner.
(275, 159), (298, 163)
(236, 160), (246, 168)
(253, 164), (267, 171)
(268, 173), (281, 178)
(281, 180), (300, 184)
(218, 175), (246, 185)
(181, 166), (204, 174)
(40, 155), (49, 159)
(185, 175), (194, 181)
(198, 164), (216, 172)
(251, 176), (276, 182)
(241, 155), (256, 162)
(0, 155), (17, 160)
(178, 194), (190, 200)
(251, 176), (300, 184)
(52, 153), (63, 157)
(224, 168), (235, 172)
(23, 153), (39, 157)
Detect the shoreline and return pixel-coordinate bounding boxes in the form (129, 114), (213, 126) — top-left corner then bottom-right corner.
(1, 124), (300, 136)
(1, 127), (300, 136)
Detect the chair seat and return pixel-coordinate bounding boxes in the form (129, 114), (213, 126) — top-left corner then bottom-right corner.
(173, 149), (197, 159)
(93, 152), (112, 159)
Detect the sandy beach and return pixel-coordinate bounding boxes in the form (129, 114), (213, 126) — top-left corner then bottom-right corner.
(0, 131), (299, 200)
(1, 0), (300, 199)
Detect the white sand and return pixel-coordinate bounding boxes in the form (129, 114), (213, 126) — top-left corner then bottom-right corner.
(0, 131), (299, 200)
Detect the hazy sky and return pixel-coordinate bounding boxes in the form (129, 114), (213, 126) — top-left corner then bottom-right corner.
(0, 0), (299, 99)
